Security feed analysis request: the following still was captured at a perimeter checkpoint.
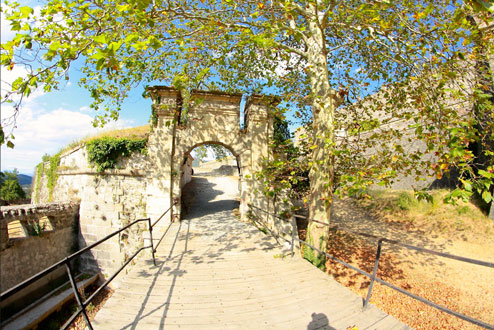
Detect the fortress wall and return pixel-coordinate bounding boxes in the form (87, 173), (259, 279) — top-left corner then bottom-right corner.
(31, 146), (150, 278)
(0, 202), (79, 292)
(25, 86), (277, 282)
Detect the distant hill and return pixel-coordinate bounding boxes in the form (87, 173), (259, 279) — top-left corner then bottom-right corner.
(17, 174), (33, 186)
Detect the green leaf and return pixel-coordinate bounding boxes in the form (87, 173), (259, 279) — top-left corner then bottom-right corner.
(19, 6), (34, 17)
(93, 35), (108, 44)
(460, 179), (472, 192)
(125, 34), (139, 44)
(11, 77), (24, 90)
(10, 20), (21, 31)
(482, 190), (492, 203)
(117, 4), (131, 12)
(478, 170), (493, 178)
(473, 0), (494, 12)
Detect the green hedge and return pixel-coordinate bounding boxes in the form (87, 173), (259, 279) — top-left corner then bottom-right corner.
(86, 137), (147, 172)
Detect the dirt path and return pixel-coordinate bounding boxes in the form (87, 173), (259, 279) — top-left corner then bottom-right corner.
(328, 198), (494, 329)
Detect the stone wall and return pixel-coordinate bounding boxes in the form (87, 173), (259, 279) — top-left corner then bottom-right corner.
(0, 202), (79, 292)
(32, 145), (149, 276)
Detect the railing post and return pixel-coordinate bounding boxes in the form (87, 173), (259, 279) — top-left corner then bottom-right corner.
(364, 239), (383, 309)
(64, 259), (93, 330)
(148, 218), (156, 266)
(290, 216), (296, 257)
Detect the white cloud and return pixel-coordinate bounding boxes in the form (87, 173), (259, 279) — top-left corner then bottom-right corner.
(274, 53), (306, 77)
(1, 104), (133, 174)
(0, 4), (16, 42)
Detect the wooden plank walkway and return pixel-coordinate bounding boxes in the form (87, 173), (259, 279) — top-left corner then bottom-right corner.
(93, 176), (410, 329)
(92, 216), (409, 329)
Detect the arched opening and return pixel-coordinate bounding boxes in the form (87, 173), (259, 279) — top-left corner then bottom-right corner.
(180, 142), (241, 220)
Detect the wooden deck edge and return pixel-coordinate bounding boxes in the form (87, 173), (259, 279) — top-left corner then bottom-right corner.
(1, 273), (99, 330)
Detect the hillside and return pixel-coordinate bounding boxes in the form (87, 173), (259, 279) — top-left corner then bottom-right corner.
(314, 190), (494, 329)
(17, 174), (32, 186)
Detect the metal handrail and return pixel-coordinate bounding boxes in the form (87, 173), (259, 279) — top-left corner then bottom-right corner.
(0, 204), (175, 330)
(248, 204), (494, 330)
(151, 204), (174, 228)
(151, 202), (177, 253)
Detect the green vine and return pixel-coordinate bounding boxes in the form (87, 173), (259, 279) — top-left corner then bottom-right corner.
(86, 137), (147, 173)
(33, 152), (61, 202)
(47, 153), (61, 201)
(150, 105), (158, 128)
(34, 162), (44, 203)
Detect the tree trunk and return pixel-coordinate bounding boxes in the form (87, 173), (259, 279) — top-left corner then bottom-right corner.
(303, 9), (337, 269)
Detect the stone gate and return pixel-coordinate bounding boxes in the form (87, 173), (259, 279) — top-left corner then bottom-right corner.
(26, 87), (276, 277)
(145, 86), (275, 223)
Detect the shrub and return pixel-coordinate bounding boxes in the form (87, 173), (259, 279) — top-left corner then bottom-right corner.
(86, 137), (147, 172)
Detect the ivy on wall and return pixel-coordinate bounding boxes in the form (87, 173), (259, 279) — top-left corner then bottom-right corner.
(150, 105), (158, 128)
(34, 152), (61, 202)
(34, 163), (44, 203)
(47, 153), (61, 201)
(86, 137), (147, 173)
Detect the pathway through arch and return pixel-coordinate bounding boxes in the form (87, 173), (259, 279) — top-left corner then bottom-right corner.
(92, 174), (409, 329)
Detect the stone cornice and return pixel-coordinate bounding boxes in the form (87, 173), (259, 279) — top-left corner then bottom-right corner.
(0, 202), (79, 219)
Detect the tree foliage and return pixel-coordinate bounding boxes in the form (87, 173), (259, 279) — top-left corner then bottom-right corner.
(193, 144), (233, 162)
(0, 169), (26, 201)
(1, 0), (493, 208)
(256, 116), (310, 202)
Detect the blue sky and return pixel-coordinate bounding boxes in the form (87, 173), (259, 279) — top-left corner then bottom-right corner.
(0, 3), (152, 175)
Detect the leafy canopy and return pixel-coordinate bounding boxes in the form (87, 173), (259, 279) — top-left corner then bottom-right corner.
(1, 0), (493, 204)
(192, 144), (234, 162)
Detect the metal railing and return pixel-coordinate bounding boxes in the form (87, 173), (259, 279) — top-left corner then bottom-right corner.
(0, 204), (174, 330)
(248, 204), (494, 330)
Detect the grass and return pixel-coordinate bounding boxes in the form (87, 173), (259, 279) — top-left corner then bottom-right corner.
(58, 125), (150, 155)
(357, 189), (494, 240)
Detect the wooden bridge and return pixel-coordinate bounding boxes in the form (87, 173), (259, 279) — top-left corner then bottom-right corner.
(92, 176), (409, 329)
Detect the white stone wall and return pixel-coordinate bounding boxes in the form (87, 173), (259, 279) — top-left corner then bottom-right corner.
(32, 145), (149, 276)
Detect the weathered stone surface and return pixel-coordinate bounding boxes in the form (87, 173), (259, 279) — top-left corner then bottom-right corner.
(0, 202), (79, 292)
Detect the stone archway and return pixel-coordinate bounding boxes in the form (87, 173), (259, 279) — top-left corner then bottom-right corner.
(145, 86), (276, 225)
